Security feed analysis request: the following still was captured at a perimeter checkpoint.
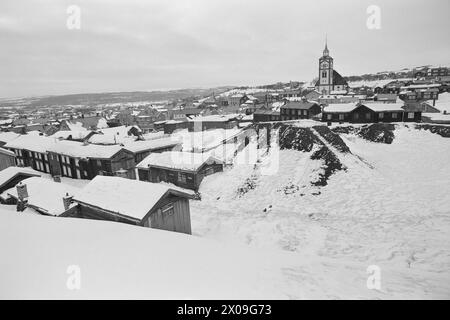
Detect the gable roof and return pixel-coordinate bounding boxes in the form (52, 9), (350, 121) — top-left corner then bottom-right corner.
(46, 140), (126, 159)
(73, 176), (194, 221)
(0, 167), (41, 190)
(136, 151), (222, 172)
(123, 137), (180, 154)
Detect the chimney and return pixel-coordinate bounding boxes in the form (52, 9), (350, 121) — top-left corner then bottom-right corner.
(63, 193), (73, 211)
(53, 175), (61, 183)
(16, 182), (28, 212)
(16, 181), (28, 200)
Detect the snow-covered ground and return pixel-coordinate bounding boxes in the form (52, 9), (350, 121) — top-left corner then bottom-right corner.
(190, 124), (450, 298)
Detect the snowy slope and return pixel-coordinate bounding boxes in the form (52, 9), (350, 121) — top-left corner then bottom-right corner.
(190, 124), (450, 298)
(1, 207), (447, 299)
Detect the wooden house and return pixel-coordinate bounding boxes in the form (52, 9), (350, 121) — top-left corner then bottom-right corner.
(136, 151), (223, 191)
(47, 142), (136, 180)
(61, 176), (194, 234)
(322, 102), (421, 123)
(4, 135), (53, 173)
(280, 101), (321, 120)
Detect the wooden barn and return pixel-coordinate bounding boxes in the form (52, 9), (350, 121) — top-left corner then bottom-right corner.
(280, 101), (321, 120)
(0, 147), (16, 171)
(136, 151), (223, 191)
(61, 176), (194, 234)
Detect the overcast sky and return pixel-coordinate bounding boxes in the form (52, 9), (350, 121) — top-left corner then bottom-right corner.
(0, 0), (449, 98)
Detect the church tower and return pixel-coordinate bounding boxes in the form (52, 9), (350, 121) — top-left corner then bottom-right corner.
(318, 39), (334, 94)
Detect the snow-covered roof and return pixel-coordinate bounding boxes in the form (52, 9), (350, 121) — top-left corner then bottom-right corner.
(123, 138), (180, 153)
(4, 135), (61, 153)
(44, 138), (130, 159)
(74, 176), (194, 220)
(323, 103), (358, 113)
(0, 132), (20, 143)
(50, 130), (92, 140)
(6, 177), (80, 216)
(0, 166), (41, 189)
(361, 103), (405, 112)
(136, 151), (222, 172)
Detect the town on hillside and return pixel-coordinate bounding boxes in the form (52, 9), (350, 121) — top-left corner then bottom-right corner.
(0, 42), (449, 235)
(0, 0), (449, 302)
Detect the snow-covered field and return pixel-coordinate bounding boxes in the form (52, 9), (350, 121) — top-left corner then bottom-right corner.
(190, 124), (450, 298)
(0, 124), (449, 299)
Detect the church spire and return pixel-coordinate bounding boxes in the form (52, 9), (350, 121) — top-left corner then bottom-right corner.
(323, 34), (329, 57)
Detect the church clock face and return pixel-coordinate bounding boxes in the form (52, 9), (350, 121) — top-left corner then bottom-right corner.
(321, 62), (329, 68)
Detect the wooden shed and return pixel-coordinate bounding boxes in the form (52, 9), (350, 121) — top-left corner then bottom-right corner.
(62, 176), (194, 234)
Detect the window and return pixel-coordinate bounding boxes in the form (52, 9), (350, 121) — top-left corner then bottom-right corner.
(365, 113), (371, 120)
(354, 113), (359, 119)
(408, 112), (414, 119)
(338, 114), (344, 120)
(322, 71), (327, 78)
(97, 160), (102, 167)
(392, 113), (398, 119)
(379, 112), (384, 119)
(327, 114), (332, 120)
(178, 172), (187, 183)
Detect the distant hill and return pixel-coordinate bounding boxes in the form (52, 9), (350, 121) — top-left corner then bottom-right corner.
(0, 86), (235, 109)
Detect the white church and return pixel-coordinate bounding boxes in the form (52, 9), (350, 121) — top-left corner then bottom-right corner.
(315, 42), (348, 95)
